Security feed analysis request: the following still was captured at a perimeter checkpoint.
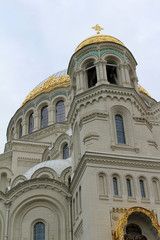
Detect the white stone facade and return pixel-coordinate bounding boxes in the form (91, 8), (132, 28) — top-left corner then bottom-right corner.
(0, 35), (160, 240)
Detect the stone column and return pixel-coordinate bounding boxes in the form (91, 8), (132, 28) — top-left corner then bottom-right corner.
(22, 118), (27, 136)
(95, 60), (108, 85)
(119, 64), (126, 85)
(124, 64), (130, 86)
(33, 110), (39, 131)
(132, 76), (139, 93)
(76, 69), (85, 94)
(48, 104), (54, 125)
(65, 97), (71, 119)
(4, 202), (10, 240)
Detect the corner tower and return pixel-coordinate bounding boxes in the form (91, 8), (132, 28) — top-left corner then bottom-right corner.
(68, 28), (160, 240)
(68, 31), (140, 171)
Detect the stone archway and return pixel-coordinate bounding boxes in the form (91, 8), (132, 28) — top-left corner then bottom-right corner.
(114, 207), (160, 240)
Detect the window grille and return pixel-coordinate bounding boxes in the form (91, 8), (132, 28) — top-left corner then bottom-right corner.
(41, 106), (48, 128)
(56, 101), (65, 122)
(115, 115), (126, 144)
(34, 222), (45, 240)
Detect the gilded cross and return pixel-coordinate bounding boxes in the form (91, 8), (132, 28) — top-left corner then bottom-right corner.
(92, 24), (104, 34)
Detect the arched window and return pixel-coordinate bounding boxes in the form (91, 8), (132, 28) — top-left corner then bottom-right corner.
(19, 122), (22, 138)
(106, 63), (118, 84)
(79, 186), (82, 211)
(139, 179), (146, 198)
(63, 143), (69, 159)
(99, 173), (107, 196)
(34, 222), (45, 240)
(113, 177), (119, 196)
(152, 179), (160, 201)
(126, 178), (132, 197)
(41, 106), (48, 128)
(86, 65), (97, 88)
(56, 100), (65, 123)
(115, 115), (126, 144)
(28, 113), (34, 134)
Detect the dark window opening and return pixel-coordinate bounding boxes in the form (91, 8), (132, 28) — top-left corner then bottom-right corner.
(41, 106), (48, 128)
(19, 122), (22, 138)
(87, 66), (97, 88)
(113, 177), (119, 196)
(63, 143), (69, 159)
(34, 222), (45, 240)
(56, 100), (65, 123)
(106, 64), (118, 84)
(28, 113), (34, 134)
(68, 176), (71, 187)
(126, 178), (132, 197)
(140, 180), (146, 198)
(115, 115), (126, 144)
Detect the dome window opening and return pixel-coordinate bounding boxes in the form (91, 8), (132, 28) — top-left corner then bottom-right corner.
(41, 106), (48, 128)
(28, 113), (34, 134)
(19, 122), (22, 138)
(63, 143), (69, 159)
(106, 63), (118, 84)
(56, 100), (65, 123)
(86, 65), (97, 88)
(34, 222), (45, 240)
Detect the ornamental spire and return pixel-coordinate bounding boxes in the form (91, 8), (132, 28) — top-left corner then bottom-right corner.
(92, 24), (104, 34)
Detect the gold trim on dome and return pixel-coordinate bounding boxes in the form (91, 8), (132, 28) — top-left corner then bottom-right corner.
(138, 84), (151, 98)
(113, 207), (160, 240)
(21, 75), (70, 106)
(75, 34), (125, 52)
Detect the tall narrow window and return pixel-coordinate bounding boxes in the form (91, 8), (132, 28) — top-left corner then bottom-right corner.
(87, 66), (97, 88)
(106, 63), (118, 84)
(139, 180), (146, 198)
(56, 100), (65, 122)
(19, 122), (22, 138)
(115, 115), (126, 144)
(113, 177), (119, 196)
(41, 106), (48, 128)
(153, 180), (159, 201)
(28, 113), (34, 134)
(79, 186), (82, 211)
(76, 192), (78, 217)
(99, 174), (106, 195)
(34, 222), (45, 240)
(73, 199), (75, 222)
(63, 143), (69, 159)
(126, 178), (132, 197)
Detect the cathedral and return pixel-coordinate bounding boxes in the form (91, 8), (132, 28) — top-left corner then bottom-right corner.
(0, 26), (160, 240)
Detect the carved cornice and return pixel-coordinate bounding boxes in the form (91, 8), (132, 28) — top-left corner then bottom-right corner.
(0, 151), (12, 161)
(79, 111), (108, 130)
(133, 117), (152, 131)
(1, 178), (71, 202)
(68, 84), (149, 125)
(22, 122), (70, 141)
(70, 151), (160, 191)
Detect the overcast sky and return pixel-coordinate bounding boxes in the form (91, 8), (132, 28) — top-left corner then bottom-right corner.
(0, 0), (160, 153)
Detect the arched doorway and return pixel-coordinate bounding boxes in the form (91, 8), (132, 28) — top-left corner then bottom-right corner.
(114, 207), (160, 240)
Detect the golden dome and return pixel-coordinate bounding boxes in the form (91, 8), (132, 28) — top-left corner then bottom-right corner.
(21, 70), (70, 106)
(75, 34), (125, 52)
(138, 85), (151, 98)
(21, 68), (152, 107)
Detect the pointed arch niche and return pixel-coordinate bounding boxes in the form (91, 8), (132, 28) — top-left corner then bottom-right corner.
(113, 207), (160, 240)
